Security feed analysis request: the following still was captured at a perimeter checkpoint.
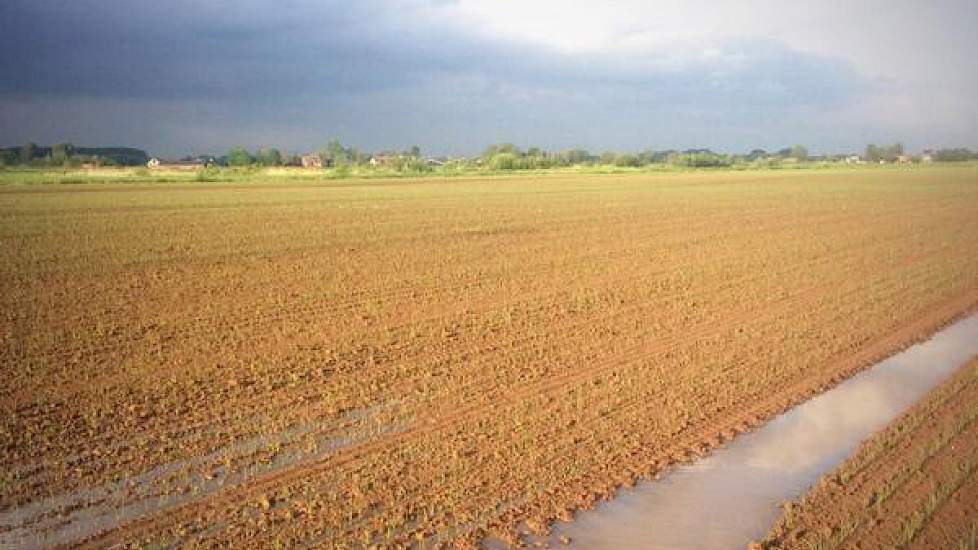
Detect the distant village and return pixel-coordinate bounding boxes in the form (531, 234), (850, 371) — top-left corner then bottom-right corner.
(2, 142), (976, 171)
(146, 151), (452, 171)
(142, 143), (971, 171)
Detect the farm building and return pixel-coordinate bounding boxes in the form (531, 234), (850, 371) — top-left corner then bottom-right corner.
(301, 154), (323, 169)
(369, 154), (395, 167)
(147, 158), (207, 170)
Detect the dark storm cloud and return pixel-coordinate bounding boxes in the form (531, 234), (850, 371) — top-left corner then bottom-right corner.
(0, 0), (863, 105)
(1, 0), (427, 99)
(0, 0), (908, 155)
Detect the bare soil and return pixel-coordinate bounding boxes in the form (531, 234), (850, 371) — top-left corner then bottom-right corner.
(2, 168), (978, 548)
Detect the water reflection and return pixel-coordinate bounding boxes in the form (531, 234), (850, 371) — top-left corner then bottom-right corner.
(547, 315), (978, 550)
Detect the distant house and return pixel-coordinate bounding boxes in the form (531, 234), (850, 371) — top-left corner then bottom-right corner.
(921, 149), (934, 163)
(369, 154), (395, 167)
(301, 154), (323, 169)
(896, 154), (913, 164)
(844, 155), (861, 164)
(147, 157), (205, 170)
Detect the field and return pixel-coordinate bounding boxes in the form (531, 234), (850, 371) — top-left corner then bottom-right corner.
(2, 166), (978, 548)
(760, 357), (978, 550)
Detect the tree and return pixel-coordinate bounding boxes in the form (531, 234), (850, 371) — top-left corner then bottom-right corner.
(392, 155), (431, 173)
(407, 145), (421, 158)
(599, 151), (617, 165)
(614, 153), (640, 167)
(884, 143), (904, 161)
(790, 145), (808, 161)
(488, 152), (518, 170)
(526, 154), (553, 169)
(0, 149), (17, 166)
(934, 148), (974, 162)
(865, 144), (883, 162)
(21, 142), (37, 164)
(746, 149), (767, 161)
(482, 143), (520, 160)
(864, 143), (903, 162)
(227, 147), (252, 166)
(255, 148), (282, 166)
(668, 151), (731, 167)
(636, 150), (656, 165)
(52, 143), (74, 165)
(321, 139), (349, 166)
(560, 149), (591, 165)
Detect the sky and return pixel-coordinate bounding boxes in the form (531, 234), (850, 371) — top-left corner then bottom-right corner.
(1, 0), (976, 157)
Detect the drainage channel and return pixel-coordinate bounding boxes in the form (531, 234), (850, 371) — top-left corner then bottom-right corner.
(540, 315), (978, 549)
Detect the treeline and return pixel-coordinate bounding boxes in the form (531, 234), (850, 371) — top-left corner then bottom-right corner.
(211, 141), (978, 170)
(221, 141), (397, 167)
(0, 143), (149, 167)
(4, 140), (977, 171)
(930, 148), (977, 162)
(215, 142), (817, 171)
(478, 143), (978, 170)
(220, 140), (426, 171)
(478, 144), (809, 169)
(864, 143), (905, 162)
(864, 143), (978, 162)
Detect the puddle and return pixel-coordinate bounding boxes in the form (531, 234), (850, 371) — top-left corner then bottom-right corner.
(0, 403), (410, 549)
(543, 314), (978, 550)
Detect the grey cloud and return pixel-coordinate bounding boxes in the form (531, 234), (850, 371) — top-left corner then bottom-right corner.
(1, 0), (865, 106)
(1, 0), (963, 156)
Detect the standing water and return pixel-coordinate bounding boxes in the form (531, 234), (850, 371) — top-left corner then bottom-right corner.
(546, 314), (978, 550)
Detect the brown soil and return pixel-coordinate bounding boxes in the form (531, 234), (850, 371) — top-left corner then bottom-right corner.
(760, 358), (978, 550)
(2, 168), (978, 548)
